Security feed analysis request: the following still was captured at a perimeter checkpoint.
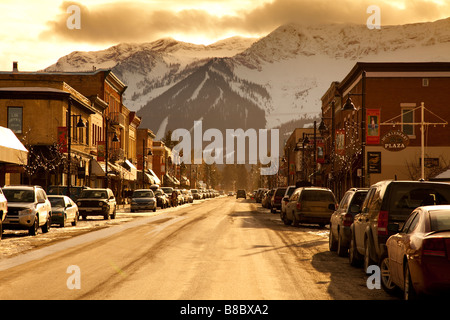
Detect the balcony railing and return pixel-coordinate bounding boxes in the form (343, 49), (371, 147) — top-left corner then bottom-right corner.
(109, 112), (126, 127)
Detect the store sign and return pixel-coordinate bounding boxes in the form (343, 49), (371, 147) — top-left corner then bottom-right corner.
(381, 130), (409, 152)
(367, 152), (381, 174)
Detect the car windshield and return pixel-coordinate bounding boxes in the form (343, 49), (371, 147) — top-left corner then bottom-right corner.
(133, 190), (154, 198)
(3, 189), (35, 203)
(429, 210), (450, 232)
(275, 188), (286, 196)
(80, 190), (107, 199)
(49, 197), (65, 208)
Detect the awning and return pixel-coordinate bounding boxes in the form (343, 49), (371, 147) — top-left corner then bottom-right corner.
(90, 159), (105, 176)
(0, 126), (28, 165)
(148, 169), (161, 185)
(121, 159), (137, 181)
(164, 174), (179, 186)
(137, 171), (155, 184)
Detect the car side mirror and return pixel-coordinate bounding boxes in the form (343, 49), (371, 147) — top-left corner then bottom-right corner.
(109, 196), (114, 200)
(38, 198), (46, 204)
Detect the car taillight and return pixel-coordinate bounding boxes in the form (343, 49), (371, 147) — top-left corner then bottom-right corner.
(296, 202), (301, 210)
(378, 210), (389, 236)
(423, 238), (447, 257)
(343, 213), (353, 227)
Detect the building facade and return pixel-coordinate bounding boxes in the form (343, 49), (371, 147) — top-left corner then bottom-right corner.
(320, 62), (450, 199)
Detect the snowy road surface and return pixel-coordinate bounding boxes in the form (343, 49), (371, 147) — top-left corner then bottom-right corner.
(0, 197), (396, 300)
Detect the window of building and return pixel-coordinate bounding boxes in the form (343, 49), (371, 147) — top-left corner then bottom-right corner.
(7, 106), (23, 134)
(401, 104), (416, 137)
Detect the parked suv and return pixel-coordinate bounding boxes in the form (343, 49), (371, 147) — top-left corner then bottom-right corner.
(348, 180), (450, 292)
(329, 188), (368, 257)
(284, 187), (337, 228)
(270, 187), (286, 213)
(2, 185), (52, 235)
(0, 187), (8, 239)
(77, 188), (117, 220)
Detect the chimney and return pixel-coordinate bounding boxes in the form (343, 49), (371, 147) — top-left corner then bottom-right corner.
(12, 61), (19, 73)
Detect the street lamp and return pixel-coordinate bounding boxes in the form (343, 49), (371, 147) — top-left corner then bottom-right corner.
(141, 138), (153, 188)
(342, 71), (366, 187)
(66, 98), (86, 197)
(104, 116), (119, 189)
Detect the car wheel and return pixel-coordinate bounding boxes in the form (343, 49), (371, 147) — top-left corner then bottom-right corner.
(72, 213), (78, 226)
(349, 236), (362, 267)
(364, 240), (376, 273)
(29, 215), (39, 236)
(329, 226), (338, 252)
(404, 262), (417, 300)
(153, 207), (156, 212)
(380, 253), (397, 294)
(292, 211), (299, 227)
(111, 207), (116, 219)
(337, 231), (348, 257)
(41, 215), (51, 233)
(281, 211), (292, 225)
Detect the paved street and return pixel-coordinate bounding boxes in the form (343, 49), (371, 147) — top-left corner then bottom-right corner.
(0, 196), (395, 300)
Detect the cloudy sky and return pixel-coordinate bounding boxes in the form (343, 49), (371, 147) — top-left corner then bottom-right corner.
(2, 0), (450, 71)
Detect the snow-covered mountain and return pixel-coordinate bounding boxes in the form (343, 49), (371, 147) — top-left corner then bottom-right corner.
(44, 18), (450, 140)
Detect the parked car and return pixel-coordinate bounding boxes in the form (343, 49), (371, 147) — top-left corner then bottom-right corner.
(184, 189), (194, 203)
(131, 189), (157, 212)
(348, 180), (450, 293)
(2, 185), (52, 235)
(236, 189), (246, 199)
(255, 188), (267, 203)
(262, 189), (275, 208)
(329, 188), (368, 256)
(77, 188), (117, 220)
(280, 185), (296, 219)
(48, 195), (79, 227)
(283, 187), (337, 228)
(47, 185), (90, 201)
(191, 189), (202, 200)
(154, 189), (169, 208)
(384, 205), (450, 299)
(0, 187), (8, 239)
(271, 187), (287, 213)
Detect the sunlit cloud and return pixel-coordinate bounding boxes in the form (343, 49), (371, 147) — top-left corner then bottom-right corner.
(38, 0), (450, 45)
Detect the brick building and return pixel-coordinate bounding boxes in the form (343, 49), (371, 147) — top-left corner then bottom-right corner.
(320, 62), (450, 199)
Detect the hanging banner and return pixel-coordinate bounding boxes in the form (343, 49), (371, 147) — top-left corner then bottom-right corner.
(335, 129), (345, 155)
(367, 109), (381, 145)
(57, 127), (67, 153)
(97, 141), (106, 161)
(317, 140), (325, 163)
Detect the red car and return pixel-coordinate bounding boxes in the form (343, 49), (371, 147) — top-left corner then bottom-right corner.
(384, 205), (450, 299)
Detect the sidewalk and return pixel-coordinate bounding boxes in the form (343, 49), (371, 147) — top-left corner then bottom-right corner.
(117, 203), (131, 213)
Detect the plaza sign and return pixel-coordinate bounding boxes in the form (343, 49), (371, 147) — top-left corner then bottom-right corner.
(381, 130), (409, 152)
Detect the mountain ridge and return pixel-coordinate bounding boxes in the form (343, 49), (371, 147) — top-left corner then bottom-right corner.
(43, 18), (450, 140)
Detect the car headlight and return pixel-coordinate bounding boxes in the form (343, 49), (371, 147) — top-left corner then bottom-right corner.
(19, 208), (33, 215)
(77, 202), (82, 206)
(99, 201), (104, 207)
